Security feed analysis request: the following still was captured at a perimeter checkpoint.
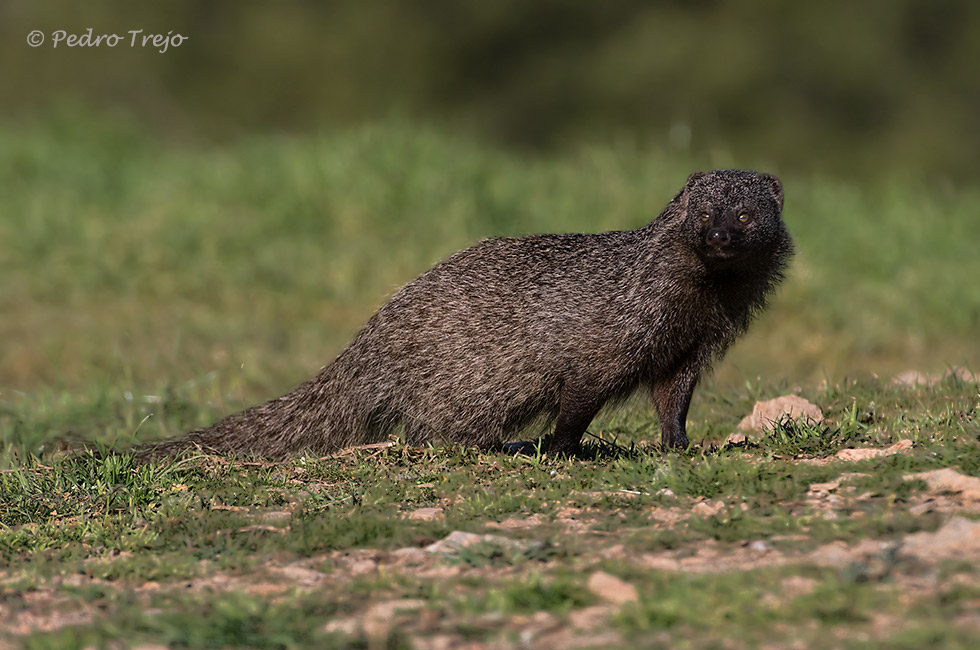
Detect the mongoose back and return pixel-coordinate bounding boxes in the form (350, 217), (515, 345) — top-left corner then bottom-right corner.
(139, 169), (793, 459)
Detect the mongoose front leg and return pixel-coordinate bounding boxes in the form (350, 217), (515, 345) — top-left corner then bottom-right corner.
(651, 360), (701, 449)
(548, 384), (604, 456)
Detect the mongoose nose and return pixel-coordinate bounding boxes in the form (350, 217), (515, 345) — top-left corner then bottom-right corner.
(707, 228), (730, 247)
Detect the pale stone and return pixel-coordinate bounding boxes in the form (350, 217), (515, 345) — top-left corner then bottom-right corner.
(349, 558), (378, 575)
(586, 570), (639, 604)
(738, 395), (824, 432)
(691, 499), (725, 517)
(407, 507), (445, 521)
(425, 530), (541, 554)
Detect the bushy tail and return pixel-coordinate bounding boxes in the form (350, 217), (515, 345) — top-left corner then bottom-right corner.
(131, 418), (255, 461)
(132, 367), (385, 462)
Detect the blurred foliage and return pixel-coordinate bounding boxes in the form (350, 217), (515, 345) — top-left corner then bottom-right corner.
(1, 115), (977, 400)
(3, 0), (979, 180)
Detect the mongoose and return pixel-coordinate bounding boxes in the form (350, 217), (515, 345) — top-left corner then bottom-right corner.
(138, 169), (793, 459)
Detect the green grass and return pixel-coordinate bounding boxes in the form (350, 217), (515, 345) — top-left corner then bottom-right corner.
(2, 114), (980, 648)
(1, 112), (979, 449)
(1, 378), (978, 647)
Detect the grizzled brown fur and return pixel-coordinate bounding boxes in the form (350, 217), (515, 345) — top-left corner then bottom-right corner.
(138, 170), (793, 459)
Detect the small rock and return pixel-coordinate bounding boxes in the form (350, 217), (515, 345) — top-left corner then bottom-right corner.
(586, 570), (639, 604)
(807, 479), (841, 495)
(747, 540), (772, 553)
(485, 514), (544, 530)
(949, 367), (978, 383)
(407, 507), (444, 521)
(655, 488), (676, 498)
(425, 530), (541, 554)
(349, 558), (378, 575)
(323, 618), (359, 636)
(836, 439), (913, 461)
(725, 432), (747, 446)
(692, 499), (726, 517)
(891, 370), (935, 387)
(738, 395), (824, 432)
(426, 531), (482, 552)
(904, 468), (980, 501)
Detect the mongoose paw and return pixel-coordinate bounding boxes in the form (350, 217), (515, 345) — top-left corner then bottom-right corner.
(502, 440), (544, 456)
(660, 435), (690, 451)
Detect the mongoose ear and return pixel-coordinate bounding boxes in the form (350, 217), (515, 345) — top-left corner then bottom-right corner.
(761, 173), (784, 212)
(680, 171), (706, 213)
(685, 171), (707, 190)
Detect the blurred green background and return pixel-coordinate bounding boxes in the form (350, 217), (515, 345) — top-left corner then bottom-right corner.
(1, 1), (978, 446)
(4, 1), (980, 178)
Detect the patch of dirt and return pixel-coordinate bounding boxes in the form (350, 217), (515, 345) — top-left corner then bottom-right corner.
(0, 592), (97, 636)
(905, 468), (980, 501)
(485, 514), (545, 530)
(555, 506), (602, 534)
(8, 457), (980, 648)
(647, 504), (689, 526)
(902, 517), (980, 561)
(267, 563), (328, 587)
(794, 440), (914, 465)
(638, 537), (793, 573)
(634, 516), (980, 576)
(835, 439), (913, 461)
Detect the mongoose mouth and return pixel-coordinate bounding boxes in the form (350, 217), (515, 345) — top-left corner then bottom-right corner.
(701, 244), (749, 268)
(704, 244), (736, 259)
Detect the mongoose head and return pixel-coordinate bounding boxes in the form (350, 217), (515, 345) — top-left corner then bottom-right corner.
(681, 170), (787, 270)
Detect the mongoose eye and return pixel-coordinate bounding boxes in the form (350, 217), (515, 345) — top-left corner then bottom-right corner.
(700, 212), (710, 223)
(737, 212), (751, 223)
